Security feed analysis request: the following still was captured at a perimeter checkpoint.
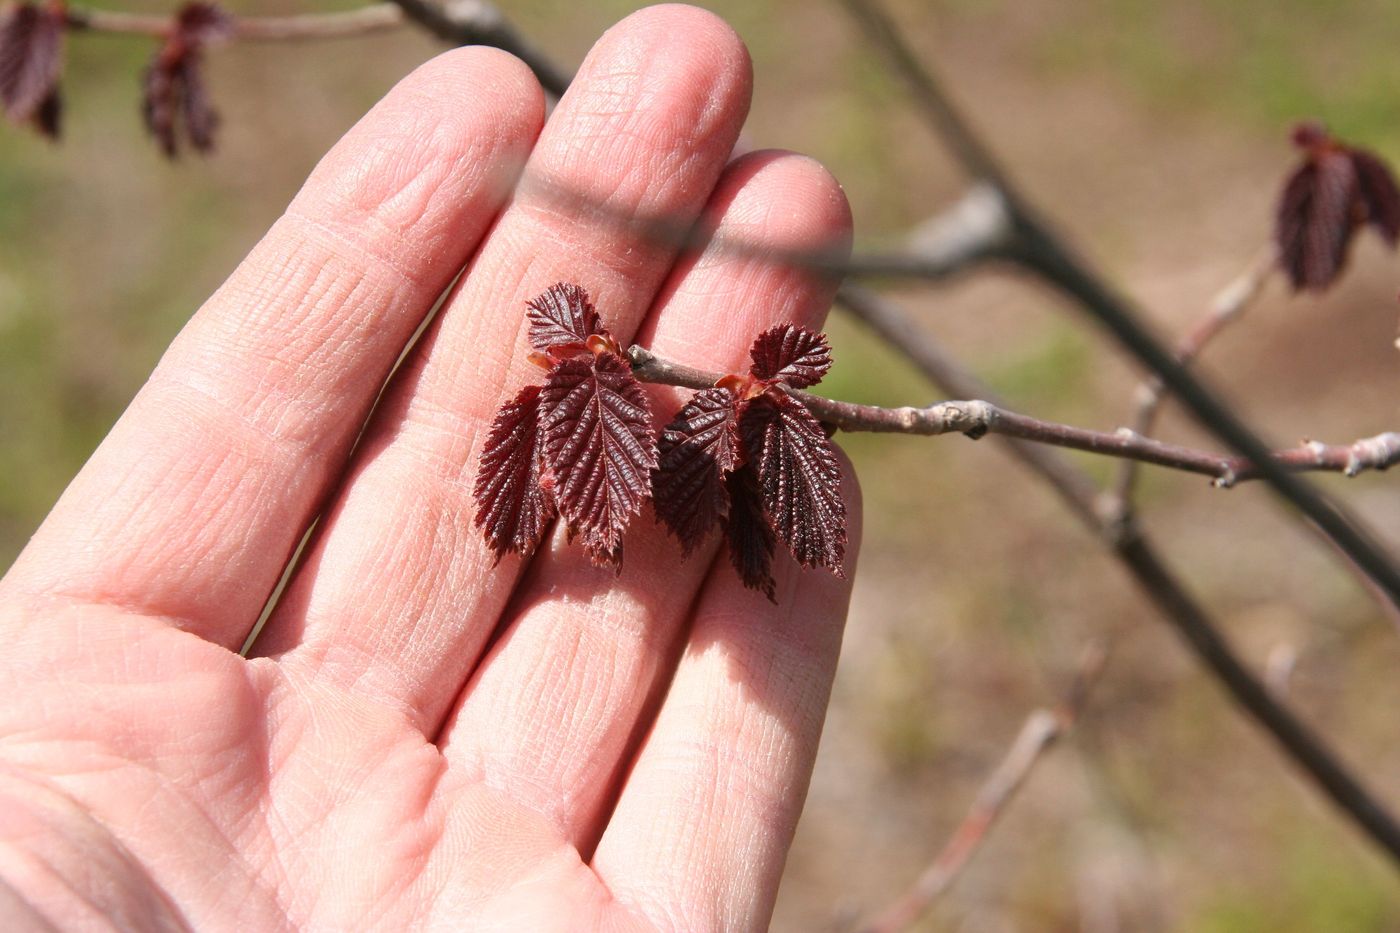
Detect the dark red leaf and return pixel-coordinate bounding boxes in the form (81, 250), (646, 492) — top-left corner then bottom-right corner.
(1350, 148), (1400, 246)
(1275, 149), (1357, 292)
(724, 464), (776, 601)
(540, 350), (658, 569)
(472, 383), (555, 561)
(0, 1), (64, 138)
(741, 391), (846, 574)
(527, 282), (603, 352)
(749, 324), (832, 388)
(141, 3), (230, 158)
(653, 386), (741, 554)
(142, 58), (180, 157)
(179, 51), (218, 151)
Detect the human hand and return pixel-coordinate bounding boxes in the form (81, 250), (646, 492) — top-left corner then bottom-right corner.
(0, 5), (859, 929)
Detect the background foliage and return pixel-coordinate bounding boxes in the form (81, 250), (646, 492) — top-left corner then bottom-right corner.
(4, 0), (1400, 928)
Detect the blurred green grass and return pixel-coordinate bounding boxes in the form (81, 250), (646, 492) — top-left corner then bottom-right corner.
(6, 1), (1400, 929)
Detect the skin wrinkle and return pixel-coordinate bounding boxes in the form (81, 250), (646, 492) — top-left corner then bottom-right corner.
(300, 50), (542, 245)
(60, 761), (285, 927)
(38, 455), (288, 623)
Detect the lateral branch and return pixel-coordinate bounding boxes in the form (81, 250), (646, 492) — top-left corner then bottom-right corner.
(625, 346), (1400, 487)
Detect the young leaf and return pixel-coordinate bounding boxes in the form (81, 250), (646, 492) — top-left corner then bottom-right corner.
(0, 1), (64, 138)
(741, 392), (846, 574)
(749, 324), (833, 388)
(1351, 149), (1400, 245)
(141, 2), (230, 158)
(472, 383), (555, 561)
(724, 464), (776, 601)
(1276, 146), (1356, 292)
(527, 282), (602, 352)
(540, 350), (658, 569)
(1274, 123), (1400, 292)
(653, 386), (741, 554)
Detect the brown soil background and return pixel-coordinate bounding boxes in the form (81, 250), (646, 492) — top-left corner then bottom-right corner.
(4, 0), (1400, 928)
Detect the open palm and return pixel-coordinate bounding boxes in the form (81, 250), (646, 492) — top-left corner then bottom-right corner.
(0, 6), (859, 930)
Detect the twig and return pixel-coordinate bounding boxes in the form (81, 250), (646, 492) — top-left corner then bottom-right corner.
(834, 283), (1400, 865)
(839, 0), (1400, 629)
(1111, 248), (1278, 505)
(835, 0), (1013, 192)
(902, 181), (1014, 273)
(388, 0), (571, 97)
(66, 4), (406, 41)
(853, 643), (1109, 933)
(67, 0), (572, 99)
(625, 345), (1400, 485)
(512, 170), (1012, 285)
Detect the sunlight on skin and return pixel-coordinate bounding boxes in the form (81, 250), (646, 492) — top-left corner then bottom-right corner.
(0, 5), (861, 930)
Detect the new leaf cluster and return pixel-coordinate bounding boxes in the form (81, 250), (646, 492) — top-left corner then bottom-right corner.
(653, 324), (846, 598)
(473, 283), (848, 599)
(472, 283), (657, 569)
(0, 0), (228, 155)
(1275, 122), (1400, 292)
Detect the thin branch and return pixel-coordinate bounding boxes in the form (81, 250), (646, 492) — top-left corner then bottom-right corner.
(625, 345), (1400, 485)
(1110, 248), (1278, 505)
(388, 0), (571, 97)
(902, 182), (1014, 273)
(66, 0), (571, 98)
(854, 642), (1109, 933)
(834, 283), (1400, 865)
(66, 4), (405, 41)
(837, 282), (1105, 527)
(513, 170), (1012, 285)
(836, 0), (1013, 192)
(839, 0), (1400, 636)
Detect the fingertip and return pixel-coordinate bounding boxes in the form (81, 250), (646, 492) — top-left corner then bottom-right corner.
(716, 149), (855, 251)
(598, 4), (753, 92)
(405, 44), (547, 126)
(543, 4), (752, 202)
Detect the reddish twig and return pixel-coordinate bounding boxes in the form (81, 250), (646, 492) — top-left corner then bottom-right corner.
(66, 4), (404, 41)
(65, 0), (571, 98)
(1111, 248), (1278, 505)
(625, 346), (1400, 485)
(852, 643), (1109, 933)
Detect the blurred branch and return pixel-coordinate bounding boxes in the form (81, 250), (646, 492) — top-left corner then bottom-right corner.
(1110, 248), (1278, 506)
(835, 0), (1012, 192)
(901, 181), (1014, 274)
(68, 0), (572, 98)
(853, 643), (1109, 933)
(837, 0), (1400, 619)
(388, 0), (571, 97)
(626, 345), (1400, 484)
(66, 4), (405, 41)
(835, 283), (1400, 865)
